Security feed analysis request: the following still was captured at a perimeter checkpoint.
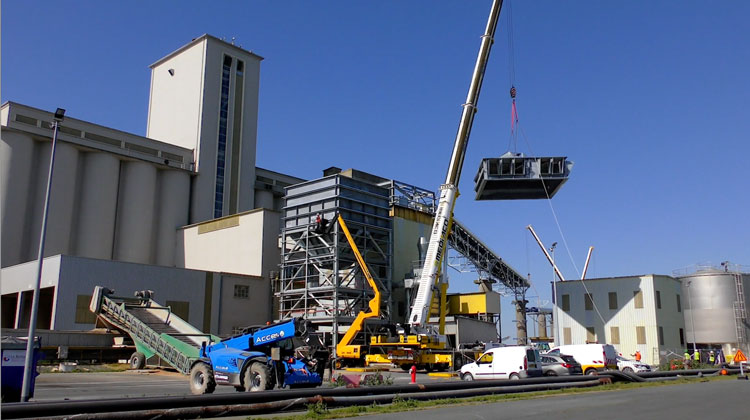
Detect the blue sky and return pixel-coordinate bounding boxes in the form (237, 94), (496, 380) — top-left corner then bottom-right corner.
(3, 1), (749, 340)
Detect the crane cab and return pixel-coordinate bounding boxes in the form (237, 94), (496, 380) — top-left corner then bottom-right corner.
(474, 152), (573, 200)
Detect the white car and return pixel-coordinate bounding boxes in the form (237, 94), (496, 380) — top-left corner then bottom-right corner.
(616, 356), (651, 373)
(460, 346), (543, 381)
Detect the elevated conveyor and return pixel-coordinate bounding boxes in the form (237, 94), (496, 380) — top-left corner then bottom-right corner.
(450, 219), (528, 289)
(89, 286), (219, 374)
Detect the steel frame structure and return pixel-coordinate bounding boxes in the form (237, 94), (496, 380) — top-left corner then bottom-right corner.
(277, 175), (392, 350)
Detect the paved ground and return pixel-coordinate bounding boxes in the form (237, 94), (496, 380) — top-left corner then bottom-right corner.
(32, 368), (454, 401)
(340, 378), (750, 420)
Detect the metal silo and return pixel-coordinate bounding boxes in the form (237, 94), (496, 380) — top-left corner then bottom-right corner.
(676, 263), (750, 354)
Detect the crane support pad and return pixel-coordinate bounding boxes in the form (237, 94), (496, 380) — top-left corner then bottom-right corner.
(474, 153), (573, 200)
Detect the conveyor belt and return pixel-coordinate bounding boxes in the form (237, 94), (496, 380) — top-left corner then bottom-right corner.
(128, 308), (197, 347)
(450, 219), (529, 289)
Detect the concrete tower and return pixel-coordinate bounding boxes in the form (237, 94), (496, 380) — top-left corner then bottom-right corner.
(147, 34), (263, 223)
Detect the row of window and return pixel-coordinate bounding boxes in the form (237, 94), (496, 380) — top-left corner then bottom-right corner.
(213, 55), (233, 218)
(561, 290), (682, 312)
(563, 325), (686, 346)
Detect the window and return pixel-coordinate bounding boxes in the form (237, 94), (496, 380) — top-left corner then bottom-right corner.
(478, 353), (493, 364)
(658, 326), (665, 345)
(75, 295), (97, 324)
(214, 55), (233, 218)
(228, 59), (245, 214)
(563, 327), (572, 345)
(584, 293), (594, 311)
(656, 290), (662, 309)
(608, 292), (618, 310)
(562, 294), (570, 312)
(234, 284), (249, 299)
(676, 295), (682, 312)
(679, 328), (685, 345)
(634, 290), (644, 309)
(166, 301), (190, 320)
(586, 326), (596, 343)
(636, 326), (646, 344)
(610, 326), (620, 344)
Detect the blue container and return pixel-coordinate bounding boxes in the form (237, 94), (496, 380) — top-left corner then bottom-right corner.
(1, 336), (42, 402)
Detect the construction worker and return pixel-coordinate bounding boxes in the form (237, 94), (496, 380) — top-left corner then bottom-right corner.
(709, 351), (715, 365)
(313, 213), (328, 234)
(684, 350), (691, 369)
(693, 349), (700, 365)
(631, 350), (642, 362)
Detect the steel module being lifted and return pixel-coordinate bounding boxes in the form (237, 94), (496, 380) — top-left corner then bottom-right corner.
(474, 151), (573, 200)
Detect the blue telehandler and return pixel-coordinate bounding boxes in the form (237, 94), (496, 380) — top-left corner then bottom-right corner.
(190, 317), (328, 394)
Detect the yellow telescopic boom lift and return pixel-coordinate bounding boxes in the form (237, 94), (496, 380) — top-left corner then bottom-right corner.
(335, 215), (381, 361)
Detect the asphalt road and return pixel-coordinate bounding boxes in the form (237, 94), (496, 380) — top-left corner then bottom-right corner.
(341, 378), (749, 420)
(31, 368), (452, 401)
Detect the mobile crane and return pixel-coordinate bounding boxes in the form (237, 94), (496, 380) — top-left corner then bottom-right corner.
(368, 0), (506, 371)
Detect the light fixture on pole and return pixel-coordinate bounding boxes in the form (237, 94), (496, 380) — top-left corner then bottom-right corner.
(21, 107), (65, 402)
(686, 280), (697, 354)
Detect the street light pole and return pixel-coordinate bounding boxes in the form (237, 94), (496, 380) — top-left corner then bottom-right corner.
(21, 108), (65, 402)
(550, 242), (558, 346)
(686, 280), (697, 354)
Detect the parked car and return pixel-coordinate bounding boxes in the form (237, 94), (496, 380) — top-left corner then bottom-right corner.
(616, 356), (651, 373)
(545, 344), (618, 375)
(541, 354), (583, 376)
(460, 345), (543, 381)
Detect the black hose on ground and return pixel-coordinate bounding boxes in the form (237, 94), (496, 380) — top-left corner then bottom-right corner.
(1, 375), (599, 419)
(37, 380), (605, 420)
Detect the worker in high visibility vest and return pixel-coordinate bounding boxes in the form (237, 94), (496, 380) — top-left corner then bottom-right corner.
(693, 350), (700, 364)
(709, 351), (715, 365)
(684, 350), (691, 369)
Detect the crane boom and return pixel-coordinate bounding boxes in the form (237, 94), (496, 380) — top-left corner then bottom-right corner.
(408, 0), (504, 327)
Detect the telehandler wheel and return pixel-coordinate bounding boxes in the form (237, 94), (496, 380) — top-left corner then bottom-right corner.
(244, 362), (274, 392)
(129, 352), (146, 370)
(189, 362), (216, 395)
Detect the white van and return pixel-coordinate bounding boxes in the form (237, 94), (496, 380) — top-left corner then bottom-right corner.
(460, 346), (543, 381)
(545, 344), (618, 375)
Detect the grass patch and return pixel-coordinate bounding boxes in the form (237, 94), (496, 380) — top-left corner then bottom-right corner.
(253, 375), (734, 420)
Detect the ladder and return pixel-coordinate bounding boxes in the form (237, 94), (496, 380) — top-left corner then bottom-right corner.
(734, 273), (747, 345)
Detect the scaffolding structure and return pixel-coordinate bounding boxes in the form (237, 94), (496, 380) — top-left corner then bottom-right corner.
(277, 175), (392, 349)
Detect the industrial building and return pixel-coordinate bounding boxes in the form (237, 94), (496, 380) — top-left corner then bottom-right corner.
(4, 31), (746, 371)
(1, 34), (522, 354)
(0, 35), (302, 337)
(552, 265), (750, 365)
